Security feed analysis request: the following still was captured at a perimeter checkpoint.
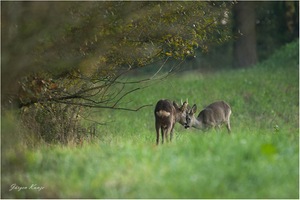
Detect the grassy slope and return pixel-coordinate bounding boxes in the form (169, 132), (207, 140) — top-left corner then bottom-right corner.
(2, 41), (299, 198)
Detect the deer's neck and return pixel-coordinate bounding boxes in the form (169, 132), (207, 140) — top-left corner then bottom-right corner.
(175, 111), (184, 125)
(192, 116), (203, 129)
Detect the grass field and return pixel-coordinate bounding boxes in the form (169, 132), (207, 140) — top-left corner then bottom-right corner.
(2, 41), (299, 198)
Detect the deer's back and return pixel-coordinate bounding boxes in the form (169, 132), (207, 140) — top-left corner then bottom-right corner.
(198, 101), (231, 124)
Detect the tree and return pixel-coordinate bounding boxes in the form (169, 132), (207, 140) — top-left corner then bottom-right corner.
(255, 1), (299, 60)
(232, 1), (257, 68)
(2, 1), (232, 109)
(232, 1), (299, 68)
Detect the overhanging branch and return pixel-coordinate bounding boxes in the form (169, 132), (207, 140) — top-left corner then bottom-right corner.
(52, 99), (153, 112)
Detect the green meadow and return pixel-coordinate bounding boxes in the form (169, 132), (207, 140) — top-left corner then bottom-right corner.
(2, 41), (299, 198)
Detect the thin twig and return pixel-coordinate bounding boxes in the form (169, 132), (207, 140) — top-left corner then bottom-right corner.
(150, 57), (169, 79)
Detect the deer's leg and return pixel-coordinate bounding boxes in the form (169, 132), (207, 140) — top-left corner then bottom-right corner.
(170, 124), (175, 142)
(226, 119), (231, 134)
(161, 127), (164, 144)
(164, 127), (170, 143)
(155, 122), (160, 145)
(226, 112), (232, 134)
(214, 125), (221, 133)
(206, 122), (215, 132)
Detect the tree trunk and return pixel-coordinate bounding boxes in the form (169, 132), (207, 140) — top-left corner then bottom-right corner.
(233, 2), (257, 68)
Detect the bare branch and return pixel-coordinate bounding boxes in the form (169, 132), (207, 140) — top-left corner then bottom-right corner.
(150, 57), (169, 79)
(52, 99), (153, 112)
(112, 87), (141, 108)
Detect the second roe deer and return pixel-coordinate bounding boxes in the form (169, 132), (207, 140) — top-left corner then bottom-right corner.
(154, 99), (189, 145)
(184, 101), (231, 133)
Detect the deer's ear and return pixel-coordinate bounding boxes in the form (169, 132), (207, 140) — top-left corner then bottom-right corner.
(179, 101), (188, 111)
(182, 101), (188, 110)
(173, 101), (179, 109)
(191, 104), (197, 113)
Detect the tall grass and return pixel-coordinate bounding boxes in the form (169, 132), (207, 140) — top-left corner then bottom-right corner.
(2, 41), (299, 198)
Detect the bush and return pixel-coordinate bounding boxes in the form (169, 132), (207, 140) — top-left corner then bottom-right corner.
(20, 102), (95, 145)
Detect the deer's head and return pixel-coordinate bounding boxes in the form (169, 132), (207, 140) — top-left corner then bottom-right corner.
(184, 104), (197, 129)
(173, 100), (190, 126)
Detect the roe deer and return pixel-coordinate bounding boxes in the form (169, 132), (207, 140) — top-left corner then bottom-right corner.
(154, 99), (189, 145)
(184, 101), (231, 133)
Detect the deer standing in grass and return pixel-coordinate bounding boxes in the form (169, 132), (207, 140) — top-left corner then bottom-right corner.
(154, 99), (189, 145)
(184, 101), (232, 133)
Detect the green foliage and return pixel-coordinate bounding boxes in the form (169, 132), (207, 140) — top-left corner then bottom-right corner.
(2, 40), (298, 198)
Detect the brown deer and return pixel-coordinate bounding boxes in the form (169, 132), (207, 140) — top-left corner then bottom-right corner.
(154, 99), (189, 145)
(184, 101), (231, 133)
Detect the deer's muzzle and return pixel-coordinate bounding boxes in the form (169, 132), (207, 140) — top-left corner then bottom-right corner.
(184, 123), (190, 129)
